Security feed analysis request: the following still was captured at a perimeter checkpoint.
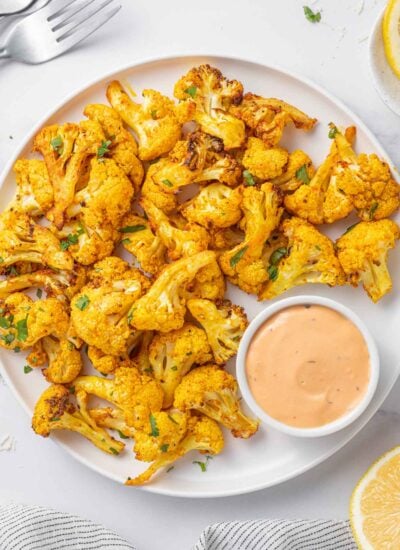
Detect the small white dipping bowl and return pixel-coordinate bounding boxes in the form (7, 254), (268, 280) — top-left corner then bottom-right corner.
(236, 296), (379, 438)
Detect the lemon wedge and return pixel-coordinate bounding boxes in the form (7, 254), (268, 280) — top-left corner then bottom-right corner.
(350, 445), (400, 549)
(383, 0), (400, 79)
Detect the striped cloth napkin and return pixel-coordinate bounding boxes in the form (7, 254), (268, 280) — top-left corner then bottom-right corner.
(0, 503), (357, 549)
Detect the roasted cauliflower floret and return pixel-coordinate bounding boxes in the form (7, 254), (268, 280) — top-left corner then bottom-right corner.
(180, 183), (242, 229)
(185, 259), (226, 301)
(9, 159), (53, 216)
(71, 259), (150, 356)
(242, 138), (289, 181)
(187, 299), (248, 364)
(336, 220), (399, 302)
(174, 64), (245, 149)
(32, 385), (124, 455)
(57, 220), (116, 266)
(231, 93), (316, 147)
(271, 149), (315, 192)
(41, 336), (82, 384)
(0, 212), (73, 271)
(83, 103), (144, 193)
(284, 140), (353, 224)
(259, 217), (345, 300)
(126, 414), (224, 485)
(33, 120), (105, 228)
(142, 199), (209, 260)
(107, 80), (192, 161)
(130, 250), (216, 332)
(149, 324), (212, 407)
(74, 365), (164, 429)
(332, 126), (400, 221)
(174, 365), (259, 439)
(0, 293), (69, 351)
(219, 183), (283, 293)
(88, 406), (136, 439)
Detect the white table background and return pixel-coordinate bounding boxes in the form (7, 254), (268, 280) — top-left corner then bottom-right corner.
(1, 1), (400, 548)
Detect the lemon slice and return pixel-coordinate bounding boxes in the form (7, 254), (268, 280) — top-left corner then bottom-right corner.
(383, 0), (400, 79)
(350, 445), (400, 549)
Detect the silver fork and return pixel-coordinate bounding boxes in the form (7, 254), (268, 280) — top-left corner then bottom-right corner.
(0, 0), (121, 64)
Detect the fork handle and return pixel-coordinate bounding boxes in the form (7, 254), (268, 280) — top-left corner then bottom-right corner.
(0, 47), (9, 59)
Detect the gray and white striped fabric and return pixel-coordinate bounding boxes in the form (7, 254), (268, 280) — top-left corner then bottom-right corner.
(0, 503), (357, 549)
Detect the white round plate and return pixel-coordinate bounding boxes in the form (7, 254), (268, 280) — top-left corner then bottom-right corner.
(369, 7), (400, 116)
(0, 55), (399, 498)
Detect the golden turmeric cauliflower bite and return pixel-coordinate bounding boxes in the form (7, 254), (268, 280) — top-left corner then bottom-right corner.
(107, 80), (193, 161)
(259, 217), (345, 300)
(32, 384), (124, 455)
(71, 257), (150, 356)
(119, 213), (167, 275)
(336, 220), (399, 302)
(231, 93), (317, 147)
(126, 413), (224, 485)
(41, 336), (82, 384)
(185, 259), (226, 301)
(271, 149), (315, 193)
(10, 159), (53, 217)
(180, 183), (242, 229)
(130, 250), (216, 332)
(174, 64), (245, 150)
(0, 293), (69, 352)
(149, 323), (212, 407)
(187, 299), (248, 364)
(174, 364), (259, 439)
(83, 103), (144, 193)
(332, 127), (400, 221)
(219, 183), (283, 294)
(242, 138), (289, 181)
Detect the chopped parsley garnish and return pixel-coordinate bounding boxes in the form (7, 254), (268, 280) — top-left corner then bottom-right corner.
(171, 365), (178, 371)
(151, 109), (157, 119)
(36, 288), (43, 299)
(23, 365), (33, 374)
(328, 125), (338, 139)
(69, 386), (75, 394)
(0, 333), (15, 346)
(149, 413), (159, 437)
(97, 140), (112, 158)
(243, 170), (256, 186)
(185, 86), (197, 98)
(121, 238), (131, 245)
(7, 266), (18, 276)
(344, 222), (359, 235)
(230, 245), (248, 268)
(60, 233), (79, 251)
(303, 6), (321, 23)
(16, 317), (28, 342)
(119, 225), (146, 233)
(369, 202), (379, 219)
(0, 316), (12, 329)
(75, 295), (90, 311)
(110, 447), (120, 455)
(166, 466), (174, 473)
(162, 179), (173, 188)
(269, 247), (287, 266)
(50, 417), (60, 422)
(267, 264), (279, 281)
(117, 430), (129, 440)
(50, 135), (63, 155)
(168, 414), (178, 425)
(67, 341), (75, 351)
(13, 346), (20, 353)
(193, 460), (207, 472)
(295, 165), (310, 184)
(160, 444), (169, 453)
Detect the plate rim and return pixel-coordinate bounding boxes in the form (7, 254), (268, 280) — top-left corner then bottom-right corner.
(0, 53), (398, 498)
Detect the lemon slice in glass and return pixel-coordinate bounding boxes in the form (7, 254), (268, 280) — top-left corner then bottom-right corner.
(350, 445), (400, 549)
(383, 0), (400, 79)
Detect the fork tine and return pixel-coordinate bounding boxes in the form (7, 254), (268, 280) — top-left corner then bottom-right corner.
(45, 0), (80, 21)
(53, 0), (114, 36)
(55, 3), (121, 52)
(51, 0), (102, 30)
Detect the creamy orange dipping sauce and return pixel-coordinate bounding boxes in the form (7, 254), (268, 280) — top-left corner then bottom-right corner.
(246, 305), (370, 428)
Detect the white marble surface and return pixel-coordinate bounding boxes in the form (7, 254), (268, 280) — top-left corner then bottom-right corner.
(1, 1), (400, 549)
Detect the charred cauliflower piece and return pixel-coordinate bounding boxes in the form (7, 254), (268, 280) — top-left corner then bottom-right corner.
(336, 220), (399, 302)
(187, 299), (248, 364)
(41, 336), (82, 384)
(33, 120), (105, 228)
(332, 125), (400, 221)
(71, 257), (150, 356)
(174, 64), (245, 149)
(219, 183), (283, 294)
(271, 149), (315, 192)
(0, 212), (73, 271)
(174, 365), (259, 439)
(242, 138), (289, 181)
(149, 324), (212, 407)
(83, 103), (144, 193)
(259, 217), (345, 300)
(32, 385), (124, 455)
(0, 293), (69, 351)
(180, 183), (242, 229)
(130, 250), (216, 332)
(231, 93), (316, 147)
(10, 159), (53, 217)
(107, 80), (192, 161)
(126, 413), (224, 485)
